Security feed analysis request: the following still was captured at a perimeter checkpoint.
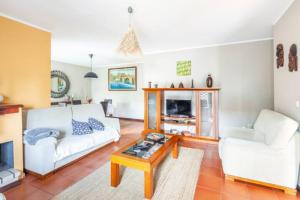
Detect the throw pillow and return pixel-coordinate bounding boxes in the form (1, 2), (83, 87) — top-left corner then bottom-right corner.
(88, 118), (105, 131)
(72, 119), (93, 135)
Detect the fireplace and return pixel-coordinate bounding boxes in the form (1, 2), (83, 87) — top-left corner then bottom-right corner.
(0, 141), (14, 172)
(0, 141), (21, 190)
(0, 104), (23, 191)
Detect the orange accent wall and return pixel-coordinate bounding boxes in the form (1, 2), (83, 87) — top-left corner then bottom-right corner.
(0, 16), (51, 108)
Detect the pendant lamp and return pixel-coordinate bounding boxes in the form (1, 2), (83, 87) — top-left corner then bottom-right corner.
(84, 54), (98, 78)
(118, 6), (142, 55)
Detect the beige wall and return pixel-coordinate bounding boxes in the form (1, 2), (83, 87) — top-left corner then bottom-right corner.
(0, 16), (51, 108)
(51, 61), (91, 102)
(91, 64), (144, 119)
(273, 0), (300, 125)
(144, 40), (274, 133)
(91, 40), (274, 134)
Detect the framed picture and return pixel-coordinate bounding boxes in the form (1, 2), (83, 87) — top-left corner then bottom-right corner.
(108, 66), (137, 91)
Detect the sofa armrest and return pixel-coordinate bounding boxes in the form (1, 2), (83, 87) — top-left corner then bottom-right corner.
(24, 136), (58, 146)
(223, 138), (273, 154)
(24, 137), (57, 175)
(101, 117), (120, 133)
(221, 127), (256, 139)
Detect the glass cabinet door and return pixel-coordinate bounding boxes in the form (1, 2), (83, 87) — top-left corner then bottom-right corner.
(147, 92), (157, 130)
(199, 92), (217, 138)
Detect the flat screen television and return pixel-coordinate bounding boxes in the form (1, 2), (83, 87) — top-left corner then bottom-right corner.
(166, 99), (192, 116)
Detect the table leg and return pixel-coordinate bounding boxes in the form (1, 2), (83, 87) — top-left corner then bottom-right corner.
(111, 162), (120, 187)
(172, 142), (178, 159)
(144, 169), (153, 199)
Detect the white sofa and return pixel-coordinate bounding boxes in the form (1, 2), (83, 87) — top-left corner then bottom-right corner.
(219, 109), (300, 193)
(24, 104), (120, 176)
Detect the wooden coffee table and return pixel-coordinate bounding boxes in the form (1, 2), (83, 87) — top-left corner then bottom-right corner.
(110, 134), (179, 199)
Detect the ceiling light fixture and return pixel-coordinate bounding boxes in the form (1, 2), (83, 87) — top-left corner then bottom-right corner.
(84, 54), (98, 78)
(118, 6), (142, 56)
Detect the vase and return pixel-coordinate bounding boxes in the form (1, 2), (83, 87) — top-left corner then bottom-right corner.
(179, 82), (184, 88)
(206, 74), (213, 88)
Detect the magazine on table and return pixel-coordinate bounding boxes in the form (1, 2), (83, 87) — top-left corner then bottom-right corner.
(122, 133), (168, 159)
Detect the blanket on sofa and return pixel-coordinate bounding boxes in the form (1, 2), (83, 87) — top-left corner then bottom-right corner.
(24, 128), (60, 145)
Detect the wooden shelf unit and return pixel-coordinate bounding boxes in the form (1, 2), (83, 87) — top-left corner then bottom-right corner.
(143, 88), (220, 141)
(161, 121), (196, 126)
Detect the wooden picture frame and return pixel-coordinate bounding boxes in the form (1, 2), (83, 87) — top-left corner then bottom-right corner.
(108, 66), (137, 91)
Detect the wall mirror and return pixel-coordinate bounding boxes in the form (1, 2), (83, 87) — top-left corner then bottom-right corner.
(51, 70), (70, 98)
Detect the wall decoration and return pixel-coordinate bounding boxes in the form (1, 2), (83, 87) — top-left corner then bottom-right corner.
(51, 70), (70, 98)
(191, 79), (194, 88)
(148, 81), (152, 88)
(276, 44), (284, 68)
(206, 74), (213, 88)
(176, 60), (191, 76)
(108, 66), (137, 91)
(288, 44), (298, 72)
(178, 82), (184, 88)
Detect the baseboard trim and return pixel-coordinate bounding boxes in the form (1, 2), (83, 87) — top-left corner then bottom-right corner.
(117, 117), (144, 122)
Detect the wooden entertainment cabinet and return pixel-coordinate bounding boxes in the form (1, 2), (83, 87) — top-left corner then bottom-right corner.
(143, 88), (220, 141)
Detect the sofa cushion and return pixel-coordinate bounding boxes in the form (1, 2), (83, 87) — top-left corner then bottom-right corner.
(88, 118), (104, 131)
(254, 109), (299, 148)
(26, 107), (72, 138)
(55, 135), (95, 161)
(71, 104), (105, 122)
(55, 128), (120, 162)
(72, 120), (93, 135)
(220, 127), (264, 142)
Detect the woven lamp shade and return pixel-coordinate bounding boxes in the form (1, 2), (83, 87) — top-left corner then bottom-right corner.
(118, 27), (142, 55)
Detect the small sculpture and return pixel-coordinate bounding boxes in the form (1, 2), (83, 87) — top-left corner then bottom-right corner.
(179, 82), (184, 88)
(288, 44), (298, 72)
(276, 44), (284, 68)
(148, 81), (152, 88)
(170, 83), (175, 88)
(191, 79), (194, 88)
(206, 74), (213, 88)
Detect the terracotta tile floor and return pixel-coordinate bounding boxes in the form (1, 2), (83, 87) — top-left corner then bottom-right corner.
(4, 120), (300, 200)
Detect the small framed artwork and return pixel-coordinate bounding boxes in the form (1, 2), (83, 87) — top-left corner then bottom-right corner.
(176, 60), (191, 76)
(108, 66), (137, 91)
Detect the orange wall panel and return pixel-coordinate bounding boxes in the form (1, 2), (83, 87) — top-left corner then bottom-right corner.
(0, 16), (51, 108)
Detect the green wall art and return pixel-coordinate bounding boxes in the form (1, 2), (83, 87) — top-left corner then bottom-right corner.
(176, 60), (191, 76)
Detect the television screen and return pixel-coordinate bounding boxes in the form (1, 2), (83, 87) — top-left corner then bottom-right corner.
(166, 99), (192, 116)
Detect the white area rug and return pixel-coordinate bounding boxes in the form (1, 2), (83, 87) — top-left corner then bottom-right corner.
(53, 147), (203, 200)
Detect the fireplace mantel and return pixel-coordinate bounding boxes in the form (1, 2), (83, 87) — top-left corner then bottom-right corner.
(0, 104), (23, 115)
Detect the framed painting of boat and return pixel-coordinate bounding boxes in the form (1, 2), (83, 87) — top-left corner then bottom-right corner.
(108, 67), (137, 91)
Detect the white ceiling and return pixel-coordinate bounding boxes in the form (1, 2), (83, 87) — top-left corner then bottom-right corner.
(0, 0), (294, 67)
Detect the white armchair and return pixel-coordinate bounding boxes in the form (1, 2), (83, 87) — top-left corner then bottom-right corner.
(219, 109), (299, 195)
